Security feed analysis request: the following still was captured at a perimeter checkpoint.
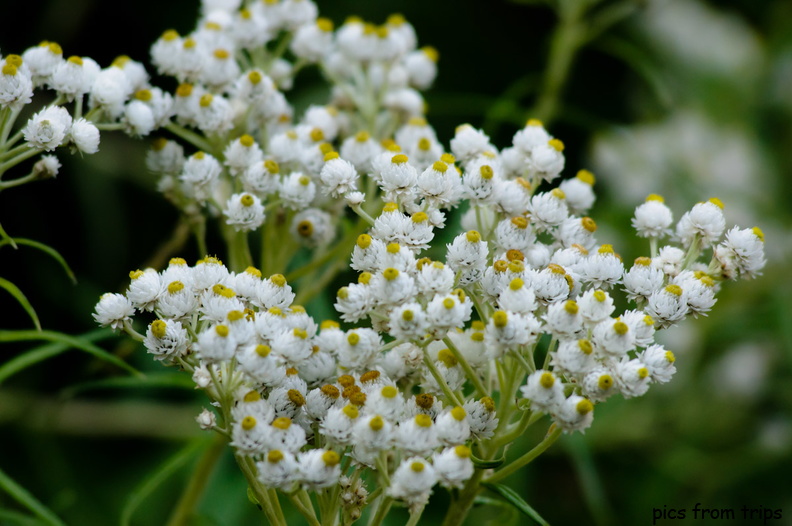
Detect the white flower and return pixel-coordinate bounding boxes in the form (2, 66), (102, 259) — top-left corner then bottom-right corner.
(406, 47), (438, 89)
(291, 19), (334, 62)
(552, 395), (594, 433)
(433, 446), (474, 489)
(68, 118), (100, 154)
(224, 134), (264, 175)
(450, 124), (493, 162)
(551, 338), (597, 375)
(237, 344), (287, 386)
(435, 406), (471, 445)
(388, 457), (437, 506)
(298, 449), (341, 490)
(614, 358), (651, 398)
(632, 195), (673, 238)
(280, 172), (316, 210)
(528, 189), (569, 232)
(93, 293), (135, 329)
(520, 370), (564, 413)
(196, 324), (237, 363)
(592, 318), (636, 357)
(320, 153), (359, 197)
(224, 193), (266, 232)
(23, 106), (71, 151)
(646, 284), (689, 328)
(127, 268), (163, 310)
(676, 199), (726, 248)
(577, 289), (615, 326)
(0, 60), (33, 109)
(638, 344), (677, 383)
(623, 257), (665, 302)
(124, 100), (156, 136)
(714, 226), (766, 279)
(528, 139), (565, 182)
(559, 170), (596, 214)
(256, 450), (300, 490)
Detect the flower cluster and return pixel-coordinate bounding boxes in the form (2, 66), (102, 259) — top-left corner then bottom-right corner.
(89, 0), (767, 523)
(94, 113), (766, 514)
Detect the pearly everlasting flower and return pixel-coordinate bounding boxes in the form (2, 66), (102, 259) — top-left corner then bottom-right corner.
(552, 395), (594, 433)
(144, 319), (189, 360)
(388, 457), (437, 506)
(298, 449), (341, 490)
(224, 193), (266, 232)
(0, 60), (33, 109)
(320, 153), (359, 197)
(433, 445), (474, 489)
(257, 450), (300, 490)
(559, 170), (596, 214)
(676, 198), (726, 248)
(714, 226), (766, 279)
(93, 293), (135, 329)
(521, 370), (564, 413)
(639, 344), (677, 384)
(528, 188), (569, 232)
(632, 195), (673, 238)
(24, 106), (71, 151)
(68, 118), (100, 154)
(127, 268), (163, 310)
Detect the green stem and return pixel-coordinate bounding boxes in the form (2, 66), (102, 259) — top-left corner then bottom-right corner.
(405, 504), (426, 526)
(530, 1), (587, 123)
(234, 455), (287, 526)
(422, 349), (463, 406)
(166, 434), (226, 526)
(440, 469), (483, 526)
(367, 496), (393, 526)
(442, 336), (487, 398)
(0, 170), (37, 191)
(165, 122), (216, 154)
(484, 425), (563, 484)
(288, 492), (321, 526)
(494, 410), (545, 447)
(293, 259), (345, 306)
(0, 147), (38, 175)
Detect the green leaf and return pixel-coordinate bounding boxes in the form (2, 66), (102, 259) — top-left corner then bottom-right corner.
(481, 482), (550, 526)
(0, 238), (77, 284)
(62, 372), (194, 397)
(0, 329), (141, 377)
(0, 329), (112, 386)
(0, 220), (17, 249)
(121, 438), (209, 526)
(0, 509), (50, 526)
(471, 453), (505, 469)
(0, 466), (67, 526)
(0, 277), (41, 330)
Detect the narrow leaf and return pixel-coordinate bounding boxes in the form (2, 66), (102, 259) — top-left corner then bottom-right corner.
(471, 453), (505, 469)
(121, 438), (209, 526)
(0, 329), (111, 386)
(0, 329), (141, 377)
(3, 238), (77, 283)
(0, 466), (67, 526)
(63, 372), (194, 397)
(0, 277), (41, 330)
(0, 220), (17, 249)
(0, 509), (49, 526)
(482, 482), (550, 526)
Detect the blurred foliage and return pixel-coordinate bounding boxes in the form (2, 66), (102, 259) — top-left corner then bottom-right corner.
(0, 0), (790, 524)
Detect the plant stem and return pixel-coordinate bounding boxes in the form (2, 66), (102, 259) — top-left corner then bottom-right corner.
(166, 434), (226, 526)
(484, 425), (563, 484)
(367, 496), (393, 526)
(440, 469), (483, 526)
(531, 2), (587, 124)
(422, 349), (463, 406)
(288, 492), (321, 526)
(442, 336), (487, 398)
